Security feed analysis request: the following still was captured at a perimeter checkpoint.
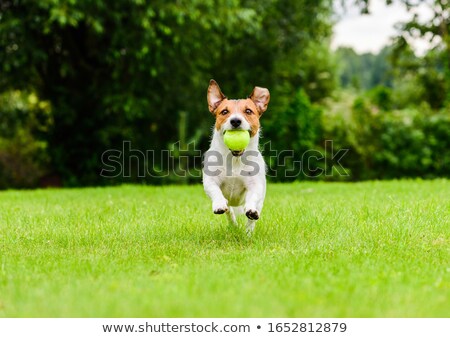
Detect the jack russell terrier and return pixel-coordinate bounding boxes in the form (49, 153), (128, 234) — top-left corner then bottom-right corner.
(203, 79), (270, 233)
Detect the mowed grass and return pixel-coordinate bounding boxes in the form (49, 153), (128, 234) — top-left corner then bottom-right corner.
(0, 180), (448, 317)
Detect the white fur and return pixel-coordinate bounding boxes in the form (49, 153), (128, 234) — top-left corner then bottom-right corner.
(203, 126), (266, 234)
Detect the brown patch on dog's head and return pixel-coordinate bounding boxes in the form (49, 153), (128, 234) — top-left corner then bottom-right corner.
(207, 80), (270, 137)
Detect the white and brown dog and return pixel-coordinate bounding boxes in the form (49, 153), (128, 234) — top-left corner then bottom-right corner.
(203, 79), (270, 233)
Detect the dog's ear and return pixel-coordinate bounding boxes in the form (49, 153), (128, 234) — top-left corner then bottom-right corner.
(249, 86), (270, 115)
(207, 79), (226, 114)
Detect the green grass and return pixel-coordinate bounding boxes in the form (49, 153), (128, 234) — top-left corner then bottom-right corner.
(0, 180), (449, 317)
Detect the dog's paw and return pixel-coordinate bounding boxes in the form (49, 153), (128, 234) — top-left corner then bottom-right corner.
(213, 200), (228, 214)
(214, 207), (228, 214)
(245, 209), (259, 220)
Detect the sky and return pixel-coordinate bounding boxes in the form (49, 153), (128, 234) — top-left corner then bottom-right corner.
(331, 0), (435, 55)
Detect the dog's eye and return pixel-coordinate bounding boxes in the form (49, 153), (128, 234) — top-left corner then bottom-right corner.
(220, 109), (229, 116)
(245, 109), (253, 115)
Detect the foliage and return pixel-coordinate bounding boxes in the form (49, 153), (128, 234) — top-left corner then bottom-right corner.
(264, 89), (323, 181)
(367, 85), (393, 111)
(0, 91), (51, 188)
(317, 0), (450, 182)
(0, 0), (335, 187)
(324, 91), (450, 180)
(336, 46), (393, 90)
(0, 129), (49, 189)
(0, 0), (449, 187)
(390, 45), (448, 109)
(337, 43), (447, 109)
(377, 107), (450, 178)
(355, 0), (450, 104)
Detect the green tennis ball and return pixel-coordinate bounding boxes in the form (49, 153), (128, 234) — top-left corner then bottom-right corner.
(224, 130), (250, 151)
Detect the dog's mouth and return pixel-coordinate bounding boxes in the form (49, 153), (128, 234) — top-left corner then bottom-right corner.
(222, 129), (250, 157)
(222, 128), (250, 134)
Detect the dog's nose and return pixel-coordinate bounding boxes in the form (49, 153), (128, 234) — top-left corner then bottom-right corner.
(230, 118), (241, 128)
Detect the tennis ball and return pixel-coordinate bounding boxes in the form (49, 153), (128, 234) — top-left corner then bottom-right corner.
(223, 130), (250, 151)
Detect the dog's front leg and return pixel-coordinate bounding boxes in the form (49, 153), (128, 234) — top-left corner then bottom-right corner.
(244, 179), (265, 220)
(244, 177), (266, 233)
(203, 176), (228, 214)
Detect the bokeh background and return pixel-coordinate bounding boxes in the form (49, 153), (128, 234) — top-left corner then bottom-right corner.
(0, 0), (449, 188)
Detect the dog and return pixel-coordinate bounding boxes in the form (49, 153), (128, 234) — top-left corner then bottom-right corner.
(203, 79), (270, 233)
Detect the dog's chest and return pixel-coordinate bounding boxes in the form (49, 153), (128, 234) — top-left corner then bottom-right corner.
(220, 177), (246, 206)
(217, 157), (250, 206)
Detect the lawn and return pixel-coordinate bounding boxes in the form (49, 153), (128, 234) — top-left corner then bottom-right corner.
(0, 180), (448, 317)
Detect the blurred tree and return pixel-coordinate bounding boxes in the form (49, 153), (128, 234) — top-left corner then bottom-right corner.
(388, 39), (448, 109)
(354, 0), (450, 104)
(0, 0), (335, 186)
(336, 46), (393, 90)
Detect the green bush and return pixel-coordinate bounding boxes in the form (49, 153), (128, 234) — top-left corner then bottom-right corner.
(264, 89), (323, 181)
(375, 107), (450, 178)
(0, 130), (49, 189)
(0, 91), (51, 188)
(324, 93), (450, 180)
(367, 85), (393, 111)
